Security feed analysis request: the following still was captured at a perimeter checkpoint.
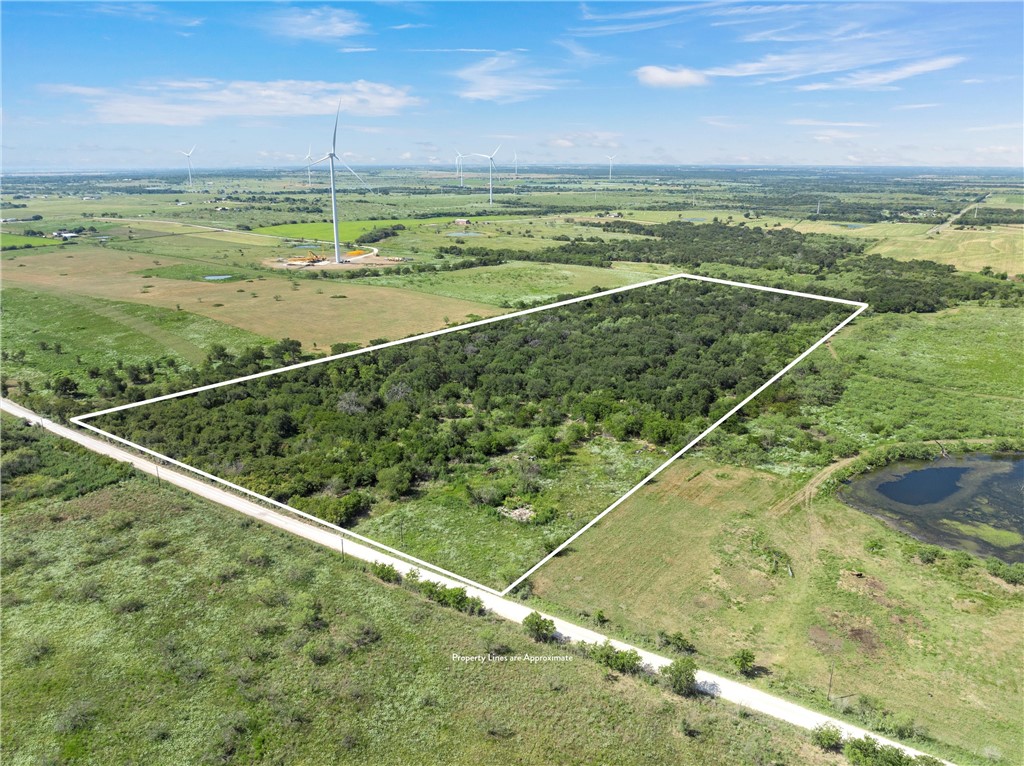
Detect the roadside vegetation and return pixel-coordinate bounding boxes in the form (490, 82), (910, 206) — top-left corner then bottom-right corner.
(3, 417), (845, 766)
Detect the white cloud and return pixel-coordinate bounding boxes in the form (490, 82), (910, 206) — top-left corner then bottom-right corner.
(634, 66), (708, 88)
(262, 7), (368, 41)
(545, 131), (621, 150)
(391, 23), (430, 30)
(701, 116), (743, 129)
(965, 123), (1023, 132)
(92, 3), (203, 27)
(340, 47), (376, 54)
(892, 103), (940, 110)
(43, 79), (422, 126)
(798, 56), (965, 91)
(455, 54), (564, 103)
(787, 119), (875, 127)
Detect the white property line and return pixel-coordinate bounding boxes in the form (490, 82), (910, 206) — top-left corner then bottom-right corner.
(0, 397), (953, 766)
(72, 271), (868, 596)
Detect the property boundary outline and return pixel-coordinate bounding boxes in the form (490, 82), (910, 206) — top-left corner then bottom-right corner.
(72, 271), (868, 597)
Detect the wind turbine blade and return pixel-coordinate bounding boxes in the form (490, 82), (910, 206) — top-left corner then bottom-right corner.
(491, 144), (501, 157)
(332, 98), (342, 155)
(311, 155), (331, 166)
(341, 160), (375, 194)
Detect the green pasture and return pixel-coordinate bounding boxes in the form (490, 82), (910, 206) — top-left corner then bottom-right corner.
(1, 419), (837, 766)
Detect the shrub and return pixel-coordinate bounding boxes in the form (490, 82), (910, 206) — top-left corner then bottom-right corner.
(657, 630), (696, 654)
(523, 611), (556, 643)
(54, 700), (98, 734)
(591, 641), (643, 674)
(811, 722), (844, 751)
(370, 562), (402, 584)
(730, 648), (756, 676)
(112, 597), (146, 614)
(661, 657), (697, 696)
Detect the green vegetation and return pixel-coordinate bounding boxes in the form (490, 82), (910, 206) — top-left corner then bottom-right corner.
(3, 167), (1021, 764)
(523, 612), (557, 643)
(93, 279), (846, 587)
(1, 418), (839, 766)
(1, 287), (270, 394)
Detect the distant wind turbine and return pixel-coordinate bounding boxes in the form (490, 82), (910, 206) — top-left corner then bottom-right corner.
(472, 145), (501, 206)
(455, 151), (465, 187)
(606, 154), (616, 181)
(304, 145), (313, 187)
(513, 150), (518, 178)
(180, 145), (196, 189)
(311, 101), (344, 264)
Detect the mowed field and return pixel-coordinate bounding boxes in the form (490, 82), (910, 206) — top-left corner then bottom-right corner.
(1, 287), (269, 392)
(867, 226), (1024, 275)
(349, 260), (681, 306)
(531, 454), (1021, 764)
(2, 242), (502, 350)
(531, 306), (1024, 764)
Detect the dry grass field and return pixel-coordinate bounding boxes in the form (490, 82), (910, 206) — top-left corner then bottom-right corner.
(867, 227), (1023, 275)
(3, 245), (501, 349)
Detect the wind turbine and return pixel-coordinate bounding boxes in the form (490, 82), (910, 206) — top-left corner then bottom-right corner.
(455, 151), (465, 186)
(472, 145), (501, 206)
(606, 154), (616, 181)
(311, 102), (344, 264)
(304, 145), (313, 187)
(513, 150), (518, 178)
(180, 145), (196, 189)
(339, 156), (375, 195)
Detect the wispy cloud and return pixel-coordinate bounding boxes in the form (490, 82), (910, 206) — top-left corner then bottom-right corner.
(787, 119), (876, 127)
(43, 79), (422, 126)
(390, 23), (430, 30)
(261, 7), (368, 41)
(555, 38), (609, 66)
(892, 103), (940, 110)
(701, 116), (743, 129)
(798, 55), (965, 91)
(965, 122), (1023, 132)
(455, 54), (565, 103)
(91, 3), (203, 27)
(340, 47), (376, 54)
(635, 66), (708, 88)
(412, 48), (512, 54)
(546, 131), (621, 150)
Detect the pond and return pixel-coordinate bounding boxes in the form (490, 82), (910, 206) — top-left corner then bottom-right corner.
(839, 453), (1024, 563)
(203, 275), (233, 281)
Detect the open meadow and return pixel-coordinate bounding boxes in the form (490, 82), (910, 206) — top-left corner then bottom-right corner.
(530, 304), (1024, 764)
(2, 167), (1022, 766)
(2, 418), (840, 766)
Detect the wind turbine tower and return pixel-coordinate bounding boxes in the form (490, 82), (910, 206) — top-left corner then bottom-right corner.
(180, 145), (196, 189)
(606, 154), (616, 182)
(304, 146), (313, 187)
(455, 151), (465, 187)
(311, 103), (344, 264)
(472, 145), (501, 206)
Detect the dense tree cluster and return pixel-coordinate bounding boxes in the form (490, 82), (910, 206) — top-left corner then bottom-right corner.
(95, 280), (844, 525)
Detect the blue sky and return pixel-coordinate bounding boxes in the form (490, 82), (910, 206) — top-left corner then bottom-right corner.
(3, 1), (1022, 170)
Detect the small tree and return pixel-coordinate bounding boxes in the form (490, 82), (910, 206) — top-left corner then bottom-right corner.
(811, 722), (844, 751)
(730, 648), (756, 677)
(661, 657), (697, 696)
(523, 611), (556, 643)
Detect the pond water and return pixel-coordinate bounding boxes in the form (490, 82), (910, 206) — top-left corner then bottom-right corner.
(682, 217), (706, 222)
(839, 453), (1024, 563)
(203, 275), (233, 281)
(446, 231), (483, 237)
